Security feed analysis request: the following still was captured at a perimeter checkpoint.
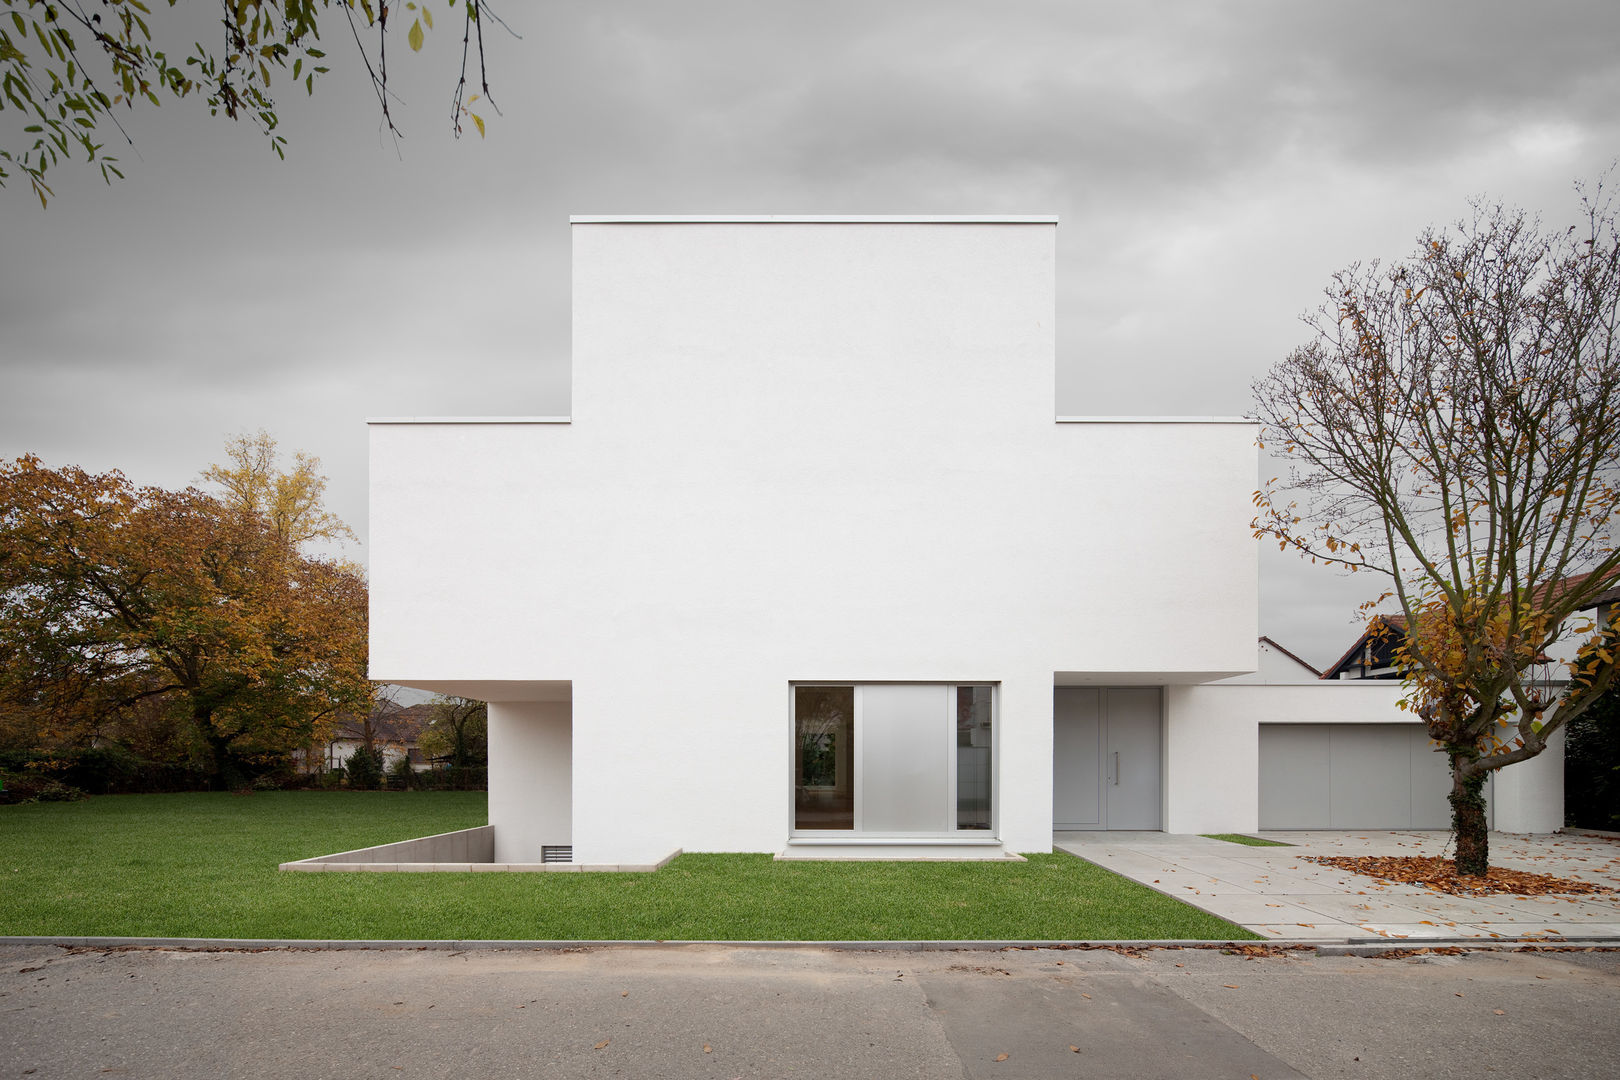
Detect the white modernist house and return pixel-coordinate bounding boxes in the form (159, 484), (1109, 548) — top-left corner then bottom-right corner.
(368, 215), (1562, 867)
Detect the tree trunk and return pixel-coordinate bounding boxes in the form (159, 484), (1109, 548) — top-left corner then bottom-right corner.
(1448, 753), (1490, 876)
(197, 706), (241, 791)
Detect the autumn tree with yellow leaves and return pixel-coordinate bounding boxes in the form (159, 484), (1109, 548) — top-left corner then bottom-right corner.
(1253, 181), (1620, 875)
(0, 435), (368, 786)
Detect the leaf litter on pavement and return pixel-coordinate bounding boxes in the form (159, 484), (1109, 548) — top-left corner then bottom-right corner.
(1301, 855), (1618, 897)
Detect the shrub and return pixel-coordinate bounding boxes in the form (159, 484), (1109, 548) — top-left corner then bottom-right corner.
(1566, 684), (1620, 830)
(445, 764), (488, 791)
(386, 754), (415, 790)
(59, 746), (144, 794)
(0, 772), (89, 805)
(344, 746), (384, 791)
(0, 748), (208, 795)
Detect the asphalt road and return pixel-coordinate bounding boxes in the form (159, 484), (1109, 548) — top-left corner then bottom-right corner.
(2, 943), (1615, 1079)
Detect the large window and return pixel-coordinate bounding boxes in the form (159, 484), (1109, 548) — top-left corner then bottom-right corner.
(792, 683), (995, 835)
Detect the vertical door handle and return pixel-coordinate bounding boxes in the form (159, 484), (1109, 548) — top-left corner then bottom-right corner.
(1113, 751), (1120, 786)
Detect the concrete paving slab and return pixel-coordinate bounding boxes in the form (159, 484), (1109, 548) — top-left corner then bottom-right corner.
(1055, 830), (1620, 943)
(1489, 896), (1620, 920)
(1222, 874), (1365, 895)
(1159, 853), (1293, 877)
(1570, 922), (1620, 936)
(1182, 895), (1337, 924)
(1365, 895), (1563, 923)
(1288, 894), (1443, 923)
(1347, 921), (1488, 941)
(1247, 922), (1349, 939)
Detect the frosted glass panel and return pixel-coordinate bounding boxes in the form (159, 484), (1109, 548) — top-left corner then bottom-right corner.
(861, 684), (949, 832)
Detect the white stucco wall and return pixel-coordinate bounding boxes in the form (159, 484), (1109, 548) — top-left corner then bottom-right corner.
(486, 701), (572, 862)
(1491, 726), (1565, 834)
(1165, 683), (1407, 834)
(1214, 639), (1322, 684)
(370, 218), (1260, 863)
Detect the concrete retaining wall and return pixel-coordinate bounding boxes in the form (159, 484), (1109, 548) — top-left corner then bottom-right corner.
(278, 828), (678, 873)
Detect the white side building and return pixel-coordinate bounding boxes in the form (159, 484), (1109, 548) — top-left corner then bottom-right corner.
(368, 216), (1563, 865)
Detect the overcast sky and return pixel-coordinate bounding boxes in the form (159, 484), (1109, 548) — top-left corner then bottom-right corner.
(3, 0), (1618, 671)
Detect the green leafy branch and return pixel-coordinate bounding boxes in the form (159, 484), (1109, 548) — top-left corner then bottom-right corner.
(0, 0), (510, 207)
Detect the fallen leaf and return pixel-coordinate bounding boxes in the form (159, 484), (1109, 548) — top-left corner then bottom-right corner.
(995, 1053), (1009, 1062)
(594, 1039), (610, 1051)
(1222, 984), (1240, 989)
(1069, 1046), (1080, 1053)
(703, 1044), (713, 1054)
(1493, 1009), (1505, 1016)
(1300, 855), (1618, 897)
(1455, 992), (1464, 998)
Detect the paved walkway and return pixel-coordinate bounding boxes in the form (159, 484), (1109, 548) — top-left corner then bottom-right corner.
(1054, 830), (1620, 942)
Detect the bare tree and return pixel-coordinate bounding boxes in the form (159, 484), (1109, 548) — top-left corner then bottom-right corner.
(1253, 180), (1620, 874)
(419, 695), (486, 773)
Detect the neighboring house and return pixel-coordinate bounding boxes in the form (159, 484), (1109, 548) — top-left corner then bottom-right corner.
(1323, 577), (1619, 682)
(367, 216), (1565, 865)
(1320, 615), (1407, 680)
(306, 701), (432, 773)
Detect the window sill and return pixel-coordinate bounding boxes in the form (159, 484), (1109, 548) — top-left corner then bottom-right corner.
(786, 835), (1002, 846)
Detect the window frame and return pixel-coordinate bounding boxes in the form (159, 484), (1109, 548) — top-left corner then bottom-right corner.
(789, 681), (998, 839)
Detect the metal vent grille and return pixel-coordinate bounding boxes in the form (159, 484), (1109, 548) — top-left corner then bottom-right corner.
(541, 845), (573, 864)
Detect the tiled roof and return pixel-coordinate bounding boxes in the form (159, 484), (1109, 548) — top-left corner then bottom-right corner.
(333, 701), (434, 744)
(1319, 614), (1406, 680)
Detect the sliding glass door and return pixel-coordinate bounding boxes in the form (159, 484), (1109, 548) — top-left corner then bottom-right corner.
(792, 683), (995, 836)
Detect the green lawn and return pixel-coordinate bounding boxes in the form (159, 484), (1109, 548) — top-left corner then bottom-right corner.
(0, 793), (1257, 941)
(1200, 833), (1294, 847)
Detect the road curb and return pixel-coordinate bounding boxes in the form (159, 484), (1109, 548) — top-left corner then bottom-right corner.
(0, 936), (1271, 951)
(6, 935), (1615, 953)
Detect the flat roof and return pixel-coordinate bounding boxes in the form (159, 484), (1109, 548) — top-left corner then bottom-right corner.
(1055, 416), (1256, 425)
(366, 417), (572, 425)
(569, 214), (1059, 224)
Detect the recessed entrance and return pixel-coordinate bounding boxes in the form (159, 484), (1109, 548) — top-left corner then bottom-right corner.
(1053, 687), (1162, 830)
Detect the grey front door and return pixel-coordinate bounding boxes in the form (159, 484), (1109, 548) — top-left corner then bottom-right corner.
(1053, 687), (1162, 830)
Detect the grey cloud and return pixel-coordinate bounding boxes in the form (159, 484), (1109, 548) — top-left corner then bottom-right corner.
(4, 0), (1617, 659)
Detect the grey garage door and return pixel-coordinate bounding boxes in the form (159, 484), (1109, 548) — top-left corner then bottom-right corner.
(1259, 724), (1452, 829)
